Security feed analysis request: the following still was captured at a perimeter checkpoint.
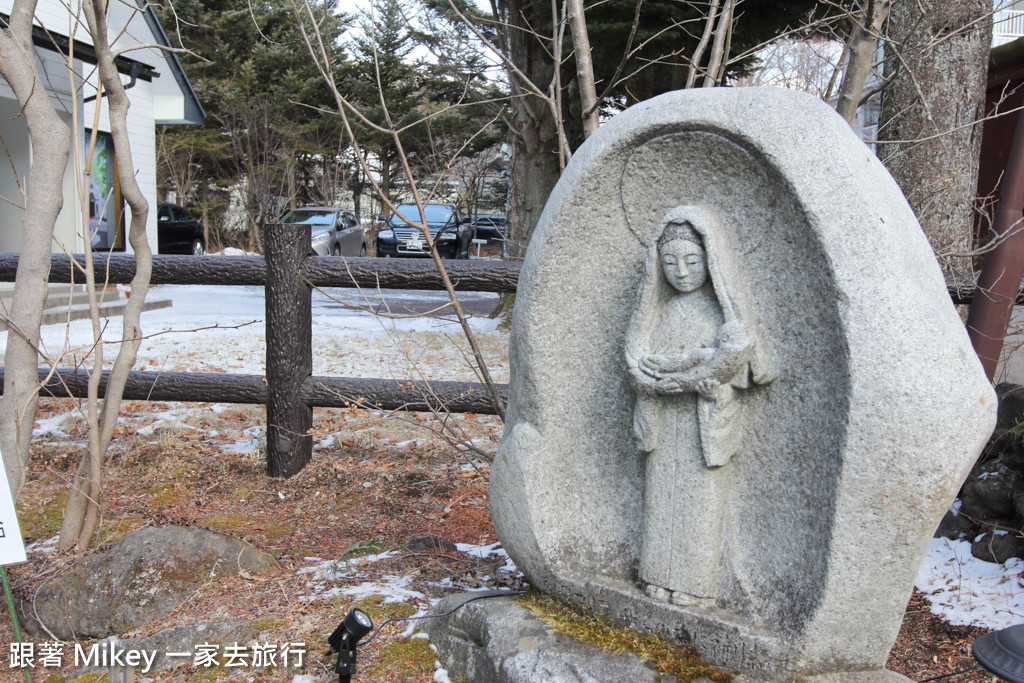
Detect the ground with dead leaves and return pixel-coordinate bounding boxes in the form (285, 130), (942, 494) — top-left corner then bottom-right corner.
(0, 397), (1007, 683)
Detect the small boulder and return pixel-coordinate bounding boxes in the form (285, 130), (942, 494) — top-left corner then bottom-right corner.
(933, 505), (974, 540)
(407, 536), (457, 551)
(996, 382), (1024, 432)
(960, 461), (1018, 521)
(23, 526), (278, 639)
(972, 528), (1024, 565)
(937, 384), (1024, 561)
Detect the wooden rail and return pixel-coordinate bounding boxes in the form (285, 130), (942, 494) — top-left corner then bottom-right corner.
(0, 226), (516, 477)
(3, 369), (506, 414)
(0, 252), (522, 291)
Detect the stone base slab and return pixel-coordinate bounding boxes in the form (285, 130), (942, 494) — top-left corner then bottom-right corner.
(424, 591), (912, 683)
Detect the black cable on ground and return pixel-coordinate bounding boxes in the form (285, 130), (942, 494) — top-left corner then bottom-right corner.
(361, 589), (526, 646)
(917, 663), (981, 682)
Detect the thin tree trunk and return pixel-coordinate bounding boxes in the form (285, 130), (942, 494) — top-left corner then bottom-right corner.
(702, 0), (735, 87)
(60, 0), (154, 551)
(835, 0), (891, 125)
(0, 0), (72, 499)
(567, 0), (599, 139)
(687, 0), (722, 88)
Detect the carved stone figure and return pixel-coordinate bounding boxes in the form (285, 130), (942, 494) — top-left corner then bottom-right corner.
(488, 87), (996, 681)
(625, 206), (772, 605)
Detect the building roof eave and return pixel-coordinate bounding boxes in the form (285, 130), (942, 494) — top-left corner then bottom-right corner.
(135, 0), (205, 125)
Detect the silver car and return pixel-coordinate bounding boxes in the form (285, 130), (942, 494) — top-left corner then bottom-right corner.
(278, 207), (367, 257)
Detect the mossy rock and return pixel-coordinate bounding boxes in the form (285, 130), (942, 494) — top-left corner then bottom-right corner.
(365, 637), (436, 680)
(22, 526), (278, 640)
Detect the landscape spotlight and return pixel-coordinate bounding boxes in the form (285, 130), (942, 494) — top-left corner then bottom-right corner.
(973, 623), (1024, 682)
(329, 608), (374, 683)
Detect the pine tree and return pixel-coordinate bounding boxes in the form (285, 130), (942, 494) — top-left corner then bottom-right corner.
(157, 0), (351, 249)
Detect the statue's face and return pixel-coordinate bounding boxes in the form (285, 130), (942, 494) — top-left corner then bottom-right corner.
(660, 239), (707, 293)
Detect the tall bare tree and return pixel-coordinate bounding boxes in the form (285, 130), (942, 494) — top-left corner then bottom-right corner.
(0, 1), (72, 499)
(0, 1), (157, 553)
(834, 0), (890, 125)
(57, 0), (156, 551)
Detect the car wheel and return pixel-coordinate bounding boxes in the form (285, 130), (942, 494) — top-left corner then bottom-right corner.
(190, 239), (205, 256)
(332, 245), (341, 257)
(359, 244), (367, 257)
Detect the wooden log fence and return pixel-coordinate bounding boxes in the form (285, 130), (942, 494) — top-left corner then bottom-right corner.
(0, 232), (1002, 476)
(0, 224), (516, 477)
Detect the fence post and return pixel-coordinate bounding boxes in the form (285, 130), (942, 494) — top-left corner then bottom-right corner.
(264, 223), (313, 477)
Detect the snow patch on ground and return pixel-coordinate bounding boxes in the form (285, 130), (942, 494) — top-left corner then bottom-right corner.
(339, 576), (426, 603)
(33, 414), (71, 437)
(456, 541), (517, 574)
(10, 284), (509, 385)
(916, 537), (1024, 630)
(26, 535), (59, 553)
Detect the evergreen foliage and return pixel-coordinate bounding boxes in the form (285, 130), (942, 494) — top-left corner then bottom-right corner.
(157, 0), (351, 249)
(158, 0), (507, 245)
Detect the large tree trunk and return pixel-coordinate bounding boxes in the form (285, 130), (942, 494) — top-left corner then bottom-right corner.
(0, 0), (72, 499)
(504, 0), (561, 260)
(877, 0), (991, 277)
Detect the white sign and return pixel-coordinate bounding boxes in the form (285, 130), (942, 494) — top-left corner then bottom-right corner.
(0, 448), (27, 566)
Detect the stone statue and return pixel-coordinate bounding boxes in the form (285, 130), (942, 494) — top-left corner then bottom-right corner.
(488, 87), (997, 681)
(625, 206), (772, 606)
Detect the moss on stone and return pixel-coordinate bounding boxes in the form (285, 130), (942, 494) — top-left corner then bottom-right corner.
(18, 494), (66, 539)
(250, 616), (289, 634)
(350, 594), (417, 623)
(364, 637), (436, 680)
(517, 589), (733, 682)
(340, 539), (385, 560)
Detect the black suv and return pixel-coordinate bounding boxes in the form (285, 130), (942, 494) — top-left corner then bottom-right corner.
(157, 203), (205, 255)
(376, 203), (471, 259)
(472, 214), (506, 241)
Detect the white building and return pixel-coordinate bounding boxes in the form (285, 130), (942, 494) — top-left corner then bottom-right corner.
(995, 0), (1024, 46)
(0, 0), (203, 255)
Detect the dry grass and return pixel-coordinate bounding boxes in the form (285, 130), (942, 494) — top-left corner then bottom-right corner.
(1, 399), (511, 682)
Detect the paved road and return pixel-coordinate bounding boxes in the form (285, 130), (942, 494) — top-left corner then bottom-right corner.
(312, 287), (502, 319)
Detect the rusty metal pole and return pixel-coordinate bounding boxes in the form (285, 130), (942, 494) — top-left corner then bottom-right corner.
(264, 224), (313, 477)
(967, 106), (1024, 381)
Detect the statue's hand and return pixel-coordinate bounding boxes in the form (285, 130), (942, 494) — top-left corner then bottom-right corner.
(654, 376), (683, 394)
(641, 352), (710, 378)
(639, 354), (669, 377)
(696, 377), (720, 400)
